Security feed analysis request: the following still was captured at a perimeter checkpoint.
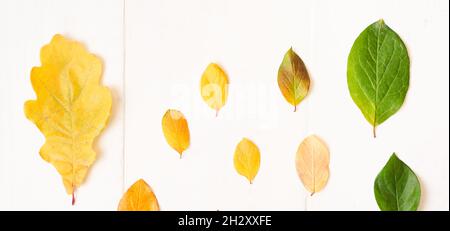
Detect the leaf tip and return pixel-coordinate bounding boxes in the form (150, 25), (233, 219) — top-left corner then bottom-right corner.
(390, 152), (399, 161)
(51, 34), (64, 43)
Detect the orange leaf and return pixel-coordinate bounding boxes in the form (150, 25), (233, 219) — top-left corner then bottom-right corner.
(162, 109), (190, 157)
(118, 179), (160, 211)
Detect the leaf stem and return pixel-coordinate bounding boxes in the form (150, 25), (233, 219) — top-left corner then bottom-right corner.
(294, 105), (297, 112)
(71, 189), (76, 206)
(373, 125), (377, 138)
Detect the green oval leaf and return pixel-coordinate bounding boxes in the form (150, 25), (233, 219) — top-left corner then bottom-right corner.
(347, 20), (410, 137)
(277, 48), (310, 112)
(374, 153), (421, 211)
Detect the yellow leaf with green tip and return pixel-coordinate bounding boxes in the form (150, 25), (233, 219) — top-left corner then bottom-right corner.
(277, 48), (310, 112)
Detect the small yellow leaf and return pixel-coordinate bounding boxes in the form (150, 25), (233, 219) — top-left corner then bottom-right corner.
(233, 138), (261, 184)
(295, 135), (330, 195)
(277, 48), (310, 112)
(200, 63), (229, 116)
(24, 34), (112, 204)
(162, 109), (190, 157)
(118, 179), (160, 211)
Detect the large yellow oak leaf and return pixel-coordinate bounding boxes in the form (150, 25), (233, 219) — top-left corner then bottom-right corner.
(295, 135), (330, 195)
(200, 63), (229, 117)
(233, 138), (261, 184)
(118, 179), (160, 211)
(162, 109), (190, 158)
(24, 35), (112, 204)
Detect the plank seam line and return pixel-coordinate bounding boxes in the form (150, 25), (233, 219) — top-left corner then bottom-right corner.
(121, 0), (127, 193)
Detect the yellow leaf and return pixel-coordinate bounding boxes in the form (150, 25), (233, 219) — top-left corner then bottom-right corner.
(277, 48), (310, 112)
(162, 109), (190, 157)
(24, 34), (112, 204)
(118, 179), (160, 211)
(200, 63), (229, 116)
(233, 138), (261, 184)
(295, 135), (330, 195)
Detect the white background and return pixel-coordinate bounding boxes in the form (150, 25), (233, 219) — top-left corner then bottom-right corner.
(0, 0), (448, 211)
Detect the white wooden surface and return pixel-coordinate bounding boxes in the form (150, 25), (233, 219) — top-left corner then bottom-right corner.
(1, 0), (448, 210)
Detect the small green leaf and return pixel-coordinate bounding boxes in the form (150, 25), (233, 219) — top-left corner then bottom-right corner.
(277, 48), (310, 112)
(374, 153), (421, 211)
(347, 20), (410, 137)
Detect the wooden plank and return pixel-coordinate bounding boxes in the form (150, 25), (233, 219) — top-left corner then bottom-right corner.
(0, 0), (124, 210)
(123, 0), (313, 210)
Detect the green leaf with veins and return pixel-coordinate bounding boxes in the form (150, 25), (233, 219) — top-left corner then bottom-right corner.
(347, 19), (410, 137)
(374, 153), (421, 211)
